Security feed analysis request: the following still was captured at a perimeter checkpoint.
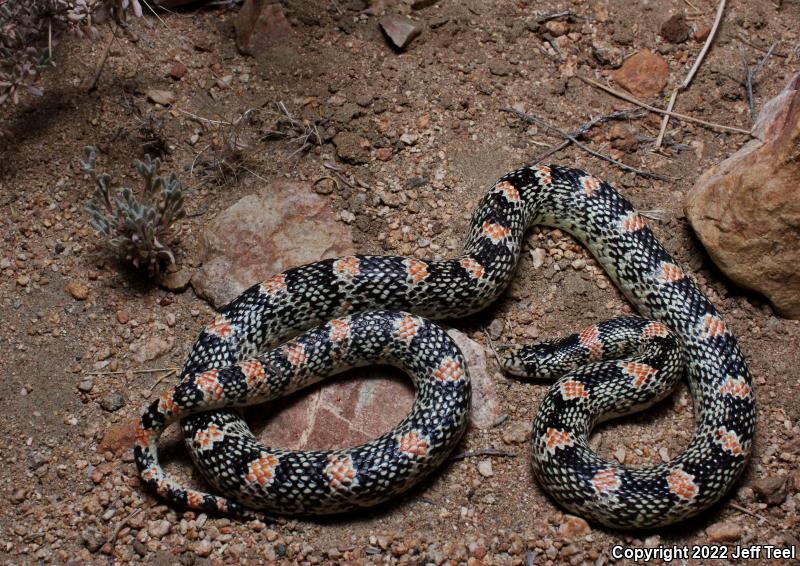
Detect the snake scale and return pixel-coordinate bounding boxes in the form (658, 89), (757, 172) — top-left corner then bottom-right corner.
(135, 164), (755, 528)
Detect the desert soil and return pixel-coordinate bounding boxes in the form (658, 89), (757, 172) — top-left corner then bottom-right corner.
(1, 0), (799, 564)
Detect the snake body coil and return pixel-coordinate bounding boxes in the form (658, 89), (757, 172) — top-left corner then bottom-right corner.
(136, 164), (755, 528)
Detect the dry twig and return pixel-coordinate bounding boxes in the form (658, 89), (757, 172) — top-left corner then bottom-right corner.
(148, 369), (178, 393)
(738, 34), (788, 58)
(742, 43), (777, 123)
(105, 507), (145, 548)
(536, 11), (580, 23)
(87, 367), (180, 376)
(729, 502), (776, 525)
(578, 75), (752, 135)
(481, 327), (506, 369)
(87, 26), (117, 92)
(140, 0), (168, 28)
(526, 109), (645, 164)
(655, 0), (727, 148)
(502, 108), (668, 180)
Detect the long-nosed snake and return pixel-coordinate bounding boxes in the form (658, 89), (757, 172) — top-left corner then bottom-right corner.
(135, 164), (755, 528)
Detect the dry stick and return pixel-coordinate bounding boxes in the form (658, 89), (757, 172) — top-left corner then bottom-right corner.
(105, 507), (144, 548)
(140, 0), (169, 28)
(501, 108), (668, 180)
(729, 502), (776, 525)
(450, 448), (516, 461)
(87, 367), (180, 376)
(578, 75), (751, 135)
(738, 34), (788, 58)
(655, 0), (727, 148)
(529, 109), (645, 164)
(105, 502), (156, 549)
(148, 369), (177, 393)
(743, 43), (777, 123)
(87, 27), (117, 92)
(655, 89), (680, 149)
(481, 328), (506, 370)
(239, 165), (272, 184)
(176, 108), (257, 127)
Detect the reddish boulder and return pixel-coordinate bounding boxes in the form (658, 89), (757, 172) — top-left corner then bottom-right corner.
(235, 0), (293, 56)
(191, 180), (354, 309)
(686, 73), (800, 318)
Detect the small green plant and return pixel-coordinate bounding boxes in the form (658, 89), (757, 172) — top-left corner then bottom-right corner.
(83, 146), (185, 276)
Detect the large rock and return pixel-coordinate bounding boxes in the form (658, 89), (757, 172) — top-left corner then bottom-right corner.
(252, 329), (500, 451)
(447, 329), (502, 430)
(253, 369), (414, 450)
(686, 73), (800, 318)
(235, 0), (293, 56)
(191, 181), (354, 308)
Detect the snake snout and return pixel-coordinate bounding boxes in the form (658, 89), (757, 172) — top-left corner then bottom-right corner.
(499, 342), (560, 380)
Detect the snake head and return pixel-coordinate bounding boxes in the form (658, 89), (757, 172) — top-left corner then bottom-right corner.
(499, 341), (561, 380)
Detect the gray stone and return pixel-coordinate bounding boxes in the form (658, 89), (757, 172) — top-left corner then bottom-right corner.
(99, 392), (125, 412)
(147, 519), (171, 540)
(159, 267), (191, 292)
(488, 59), (513, 77)
(146, 89), (176, 106)
(131, 335), (174, 364)
(448, 329), (501, 430)
(753, 475), (788, 506)
(379, 14), (422, 50)
(706, 521), (743, 542)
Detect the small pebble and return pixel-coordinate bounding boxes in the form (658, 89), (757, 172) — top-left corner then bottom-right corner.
(571, 258), (586, 270)
(65, 281), (89, 300)
(531, 248), (546, 269)
(706, 521), (743, 542)
(502, 422), (530, 445)
(753, 475), (788, 506)
(99, 392), (125, 412)
(194, 539), (212, 557)
(147, 519), (171, 540)
(487, 319), (504, 340)
(559, 514), (591, 538)
(477, 459), (494, 477)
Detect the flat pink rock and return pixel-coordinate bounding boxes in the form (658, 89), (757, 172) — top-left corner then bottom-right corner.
(191, 181), (354, 309)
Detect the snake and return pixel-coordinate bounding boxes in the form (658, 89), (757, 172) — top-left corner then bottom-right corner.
(135, 164), (755, 528)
